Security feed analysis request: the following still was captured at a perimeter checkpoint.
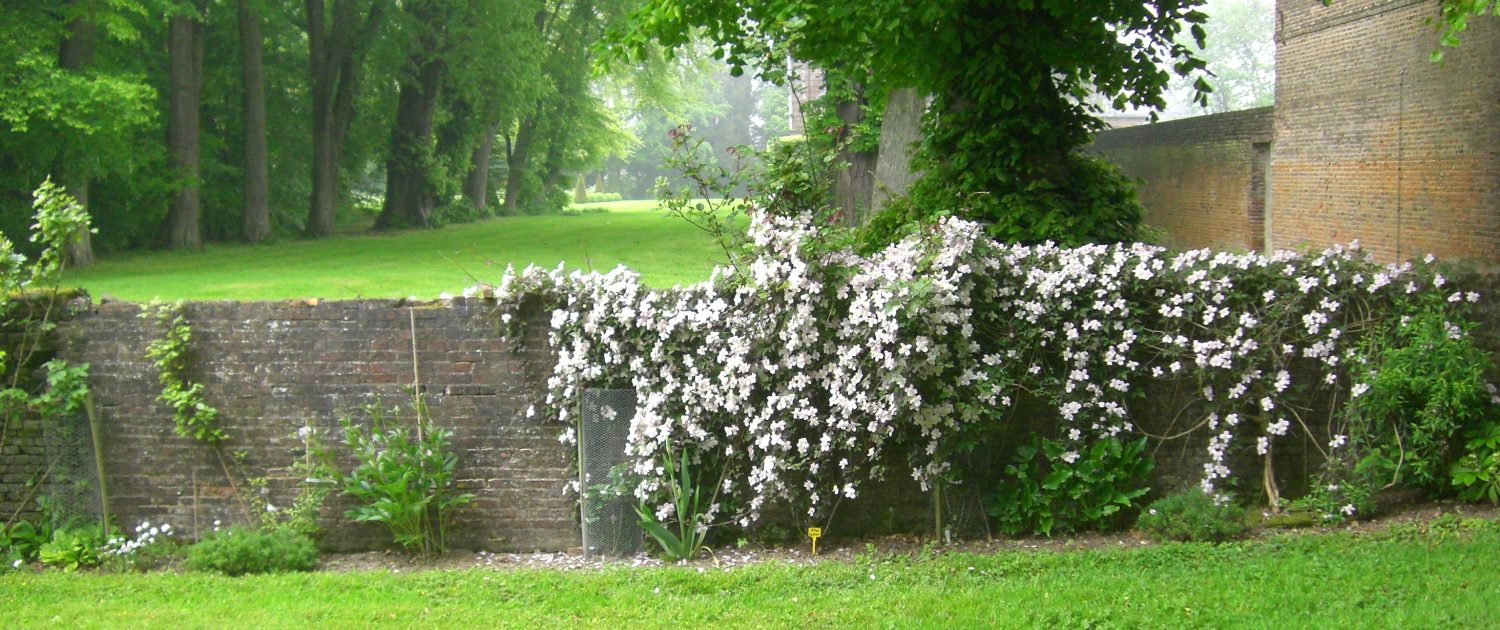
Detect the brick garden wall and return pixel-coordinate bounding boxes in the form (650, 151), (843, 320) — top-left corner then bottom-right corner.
(42, 298), (576, 552)
(1088, 107), (1274, 252)
(1271, 0), (1499, 264)
(6, 284), (1495, 549)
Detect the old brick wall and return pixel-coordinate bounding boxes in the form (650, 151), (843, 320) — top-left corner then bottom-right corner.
(1088, 107), (1275, 251)
(48, 298), (576, 552)
(1272, 0), (1500, 264)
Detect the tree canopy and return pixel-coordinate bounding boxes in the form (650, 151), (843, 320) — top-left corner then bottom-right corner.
(604, 0), (1214, 244)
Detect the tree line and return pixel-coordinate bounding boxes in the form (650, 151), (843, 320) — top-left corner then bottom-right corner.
(0, 0), (652, 265)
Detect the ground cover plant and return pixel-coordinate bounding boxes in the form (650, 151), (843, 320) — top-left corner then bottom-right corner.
(2, 518), (1498, 628)
(60, 202), (726, 301)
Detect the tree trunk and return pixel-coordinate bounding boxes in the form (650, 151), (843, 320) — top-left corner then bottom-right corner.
(375, 53), (446, 229)
(463, 123), (497, 212)
(502, 116), (537, 213)
(165, 5), (205, 249)
(58, 11), (96, 266)
(833, 83), (877, 227)
(306, 0), (385, 237)
(871, 87), (924, 215)
(239, 0), (270, 243)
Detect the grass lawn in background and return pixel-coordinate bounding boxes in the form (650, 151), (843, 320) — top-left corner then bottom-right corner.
(61, 201), (726, 302)
(3, 527), (1497, 628)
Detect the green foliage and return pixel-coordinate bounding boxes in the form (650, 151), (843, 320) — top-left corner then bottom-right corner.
(2, 520), (51, 570)
(653, 126), (756, 267)
(337, 399), (473, 556)
(1341, 292), (1498, 493)
(752, 134), (836, 222)
(1432, 0), (1498, 61)
(989, 436), (1153, 536)
(1137, 489), (1249, 543)
(184, 526), (318, 576)
(232, 423), (339, 544)
(634, 449), (718, 562)
(141, 300), (224, 444)
(909, 150), (1147, 246)
(584, 191), (622, 203)
(37, 524), (106, 572)
(607, 0), (1206, 242)
(1451, 420), (1500, 503)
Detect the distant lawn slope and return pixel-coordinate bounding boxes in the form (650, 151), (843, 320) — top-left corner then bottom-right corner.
(63, 201), (726, 302)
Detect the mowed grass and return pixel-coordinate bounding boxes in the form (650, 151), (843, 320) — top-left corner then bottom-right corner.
(62, 201), (726, 302)
(4, 528), (1498, 628)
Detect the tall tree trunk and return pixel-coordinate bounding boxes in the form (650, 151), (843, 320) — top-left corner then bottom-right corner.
(463, 122), (498, 212)
(871, 87), (923, 215)
(375, 49), (446, 229)
(502, 116), (537, 213)
(833, 82), (877, 227)
(58, 11), (97, 266)
(165, 4), (205, 249)
(239, 0), (270, 243)
(306, 0), (385, 237)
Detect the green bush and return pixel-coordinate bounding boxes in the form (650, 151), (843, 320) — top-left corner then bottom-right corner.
(338, 400), (473, 556)
(1452, 420), (1500, 503)
(184, 527), (318, 576)
(583, 191), (622, 203)
(37, 525), (107, 571)
(1137, 489), (1249, 543)
(989, 435), (1152, 536)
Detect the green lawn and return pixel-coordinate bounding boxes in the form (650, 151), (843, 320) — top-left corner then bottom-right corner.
(61, 201), (726, 302)
(4, 527), (1498, 628)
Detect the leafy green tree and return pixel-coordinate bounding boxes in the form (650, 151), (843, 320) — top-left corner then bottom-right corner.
(607, 0), (1212, 244)
(0, 0), (158, 259)
(1180, 0), (1274, 114)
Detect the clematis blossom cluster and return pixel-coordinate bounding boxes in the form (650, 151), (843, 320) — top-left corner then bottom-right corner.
(481, 212), (1471, 529)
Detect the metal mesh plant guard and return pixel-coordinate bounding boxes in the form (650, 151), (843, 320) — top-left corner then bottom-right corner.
(41, 410), (101, 523)
(579, 388), (643, 559)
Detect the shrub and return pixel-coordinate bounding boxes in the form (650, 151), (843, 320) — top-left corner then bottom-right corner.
(584, 191), (622, 203)
(1452, 420), (1500, 503)
(37, 525), (107, 571)
(1137, 489), (1249, 543)
(1342, 294), (1499, 492)
(338, 400), (473, 556)
(185, 527), (317, 576)
(989, 435), (1153, 536)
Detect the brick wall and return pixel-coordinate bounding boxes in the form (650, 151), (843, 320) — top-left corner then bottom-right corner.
(8, 285), (1495, 548)
(48, 298), (576, 552)
(1272, 0), (1500, 264)
(1089, 107), (1275, 251)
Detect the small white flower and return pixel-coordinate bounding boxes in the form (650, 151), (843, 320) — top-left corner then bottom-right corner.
(11, 559), (22, 569)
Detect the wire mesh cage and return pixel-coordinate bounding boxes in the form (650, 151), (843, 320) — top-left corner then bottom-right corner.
(579, 388), (643, 559)
(41, 410), (101, 524)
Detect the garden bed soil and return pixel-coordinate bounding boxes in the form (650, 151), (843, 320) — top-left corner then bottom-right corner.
(314, 499), (1498, 573)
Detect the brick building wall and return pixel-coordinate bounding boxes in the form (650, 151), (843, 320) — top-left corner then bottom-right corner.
(1272, 0), (1499, 263)
(46, 298), (576, 552)
(1089, 107), (1275, 251)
